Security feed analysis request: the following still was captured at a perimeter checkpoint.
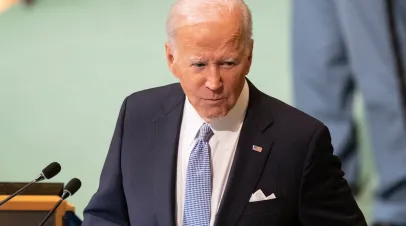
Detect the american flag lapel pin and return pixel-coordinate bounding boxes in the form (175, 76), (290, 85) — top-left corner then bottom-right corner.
(252, 145), (263, 152)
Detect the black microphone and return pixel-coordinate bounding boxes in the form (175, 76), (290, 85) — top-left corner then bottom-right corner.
(39, 178), (82, 226)
(0, 162), (61, 207)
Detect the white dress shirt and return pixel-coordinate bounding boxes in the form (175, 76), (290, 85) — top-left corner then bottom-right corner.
(176, 80), (249, 226)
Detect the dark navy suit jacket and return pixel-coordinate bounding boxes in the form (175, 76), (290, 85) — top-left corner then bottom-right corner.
(82, 81), (367, 225)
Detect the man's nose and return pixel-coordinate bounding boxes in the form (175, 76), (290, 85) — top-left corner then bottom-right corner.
(205, 66), (222, 91)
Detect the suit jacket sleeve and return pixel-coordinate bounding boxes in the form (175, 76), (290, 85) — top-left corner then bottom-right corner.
(299, 125), (367, 225)
(82, 98), (130, 226)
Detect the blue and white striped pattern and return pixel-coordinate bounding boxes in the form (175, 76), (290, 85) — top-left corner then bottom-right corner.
(183, 123), (213, 226)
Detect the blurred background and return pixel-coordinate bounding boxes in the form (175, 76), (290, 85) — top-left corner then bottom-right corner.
(0, 0), (376, 223)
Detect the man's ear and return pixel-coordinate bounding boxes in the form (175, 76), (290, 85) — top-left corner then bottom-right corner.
(165, 42), (178, 78)
(244, 39), (254, 75)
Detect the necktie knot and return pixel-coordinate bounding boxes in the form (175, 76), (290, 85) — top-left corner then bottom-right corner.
(198, 123), (213, 142)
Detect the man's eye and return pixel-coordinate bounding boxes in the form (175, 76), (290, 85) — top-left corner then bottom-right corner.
(192, 63), (206, 67)
(222, 61), (236, 67)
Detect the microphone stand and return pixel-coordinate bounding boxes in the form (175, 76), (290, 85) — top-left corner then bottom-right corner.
(38, 190), (71, 226)
(38, 198), (64, 226)
(0, 174), (43, 207)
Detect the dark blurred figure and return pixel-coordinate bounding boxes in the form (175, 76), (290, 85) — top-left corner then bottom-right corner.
(292, 0), (406, 226)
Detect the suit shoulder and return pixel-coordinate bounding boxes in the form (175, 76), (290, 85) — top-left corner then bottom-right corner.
(261, 94), (332, 161)
(121, 83), (182, 120)
(265, 94), (326, 136)
(126, 83), (181, 103)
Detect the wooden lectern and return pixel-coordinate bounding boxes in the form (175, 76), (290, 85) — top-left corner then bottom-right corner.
(0, 195), (75, 226)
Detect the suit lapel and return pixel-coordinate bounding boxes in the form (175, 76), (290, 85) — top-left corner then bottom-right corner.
(214, 81), (274, 226)
(152, 85), (185, 226)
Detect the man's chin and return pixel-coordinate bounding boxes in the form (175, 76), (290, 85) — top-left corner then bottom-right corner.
(200, 110), (228, 122)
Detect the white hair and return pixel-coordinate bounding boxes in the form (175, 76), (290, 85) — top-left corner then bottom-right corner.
(166, 0), (252, 49)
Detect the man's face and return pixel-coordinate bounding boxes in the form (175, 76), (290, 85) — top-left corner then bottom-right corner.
(165, 13), (253, 121)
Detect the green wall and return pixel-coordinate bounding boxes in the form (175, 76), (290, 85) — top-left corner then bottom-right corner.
(0, 0), (372, 221)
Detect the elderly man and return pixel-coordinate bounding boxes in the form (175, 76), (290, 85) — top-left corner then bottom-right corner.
(82, 0), (367, 225)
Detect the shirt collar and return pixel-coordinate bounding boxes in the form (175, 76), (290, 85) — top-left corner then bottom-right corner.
(183, 79), (249, 143)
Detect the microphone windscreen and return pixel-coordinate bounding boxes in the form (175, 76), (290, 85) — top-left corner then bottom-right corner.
(42, 162), (61, 179)
(64, 178), (81, 196)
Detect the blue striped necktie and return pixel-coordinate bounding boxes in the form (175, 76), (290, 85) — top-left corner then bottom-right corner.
(183, 123), (213, 226)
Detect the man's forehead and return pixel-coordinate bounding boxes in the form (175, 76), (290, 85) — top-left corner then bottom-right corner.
(177, 32), (244, 52)
(178, 49), (244, 63)
(180, 37), (243, 49)
(175, 18), (243, 41)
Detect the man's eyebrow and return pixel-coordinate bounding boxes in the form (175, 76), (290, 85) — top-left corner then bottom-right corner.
(189, 56), (205, 62)
(223, 57), (238, 61)
(187, 54), (240, 62)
